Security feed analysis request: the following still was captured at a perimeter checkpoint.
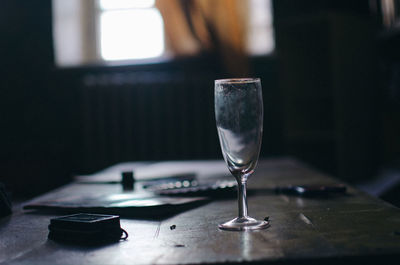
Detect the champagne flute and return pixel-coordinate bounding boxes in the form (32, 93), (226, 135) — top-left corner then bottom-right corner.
(215, 78), (269, 231)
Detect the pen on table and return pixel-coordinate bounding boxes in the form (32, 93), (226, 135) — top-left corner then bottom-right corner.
(77, 171), (135, 190)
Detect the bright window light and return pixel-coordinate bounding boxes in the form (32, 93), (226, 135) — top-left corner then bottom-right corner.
(100, 9), (164, 61)
(247, 0), (274, 55)
(100, 0), (155, 10)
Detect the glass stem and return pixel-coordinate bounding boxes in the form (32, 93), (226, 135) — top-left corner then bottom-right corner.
(237, 180), (248, 218)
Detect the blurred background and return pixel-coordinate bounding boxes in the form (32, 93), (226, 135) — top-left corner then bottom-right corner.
(1, 0), (400, 206)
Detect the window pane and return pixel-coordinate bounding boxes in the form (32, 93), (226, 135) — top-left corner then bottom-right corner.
(100, 0), (155, 10)
(247, 0), (274, 55)
(100, 9), (164, 60)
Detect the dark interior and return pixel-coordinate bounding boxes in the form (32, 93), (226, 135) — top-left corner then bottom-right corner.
(1, 0), (400, 208)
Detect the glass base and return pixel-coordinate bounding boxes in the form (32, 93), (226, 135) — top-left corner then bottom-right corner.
(218, 216), (270, 231)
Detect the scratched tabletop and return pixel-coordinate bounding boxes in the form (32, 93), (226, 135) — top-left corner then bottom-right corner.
(1, 158), (400, 265)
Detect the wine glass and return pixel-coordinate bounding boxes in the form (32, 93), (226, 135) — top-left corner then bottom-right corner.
(215, 78), (269, 231)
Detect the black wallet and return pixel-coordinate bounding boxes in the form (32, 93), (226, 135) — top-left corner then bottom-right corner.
(48, 213), (128, 244)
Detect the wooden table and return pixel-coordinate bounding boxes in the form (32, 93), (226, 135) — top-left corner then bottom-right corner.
(1, 158), (400, 265)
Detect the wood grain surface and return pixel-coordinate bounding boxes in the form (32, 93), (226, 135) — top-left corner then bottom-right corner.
(1, 158), (399, 265)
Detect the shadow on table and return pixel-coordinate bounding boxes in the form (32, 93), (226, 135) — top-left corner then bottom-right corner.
(23, 198), (210, 221)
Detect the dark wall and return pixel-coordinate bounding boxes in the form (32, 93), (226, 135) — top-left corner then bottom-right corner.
(56, 55), (280, 174)
(0, 1), (78, 197)
(273, 0), (383, 182)
(378, 27), (400, 167)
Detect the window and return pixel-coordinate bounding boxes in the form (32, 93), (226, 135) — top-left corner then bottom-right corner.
(52, 0), (274, 67)
(247, 0), (274, 55)
(98, 0), (164, 61)
(52, 0), (166, 66)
